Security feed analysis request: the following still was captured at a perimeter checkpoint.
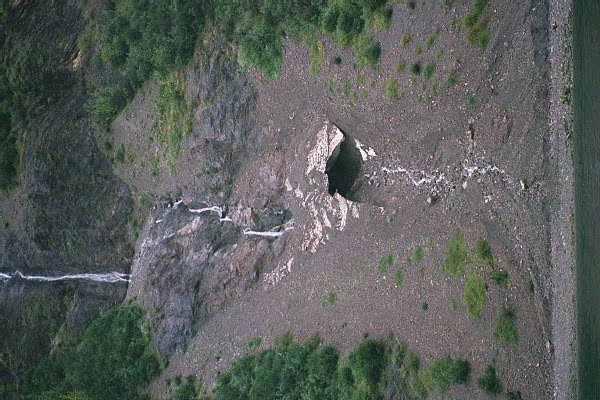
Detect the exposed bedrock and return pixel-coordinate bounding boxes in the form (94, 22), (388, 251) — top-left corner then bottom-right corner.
(127, 202), (293, 357)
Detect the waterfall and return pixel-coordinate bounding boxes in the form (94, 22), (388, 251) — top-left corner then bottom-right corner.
(0, 271), (130, 283)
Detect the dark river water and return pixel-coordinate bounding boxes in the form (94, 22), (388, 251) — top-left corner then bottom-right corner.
(574, 0), (600, 397)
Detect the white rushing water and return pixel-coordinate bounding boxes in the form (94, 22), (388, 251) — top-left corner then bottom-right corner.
(189, 205), (232, 222)
(0, 271), (130, 283)
(381, 158), (514, 192)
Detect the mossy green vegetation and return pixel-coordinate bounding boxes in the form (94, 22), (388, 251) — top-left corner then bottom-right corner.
(394, 60), (406, 73)
(420, 355), (470, 393)
(461, 0), (492, 49)
(493, 307), (518, 345)
(424, 28), (440, 49)
(394, 267), (403, 285)
(442, 233), (467, 277)
(207, 333), (471, 400)
(477, 365), (503, 394)
(491, 269), (508, 287)
(82, 1), (204, 128)
(410, 62), (421, 75)
(83, 0), (392, 128)
(464, 271), (486, 318)
(423, 62), (436, 80)
(383, 79), (399, 100)
(473, 239), (493, 268)
(151, 71), (192, 169)
(23, 303), (160, 400)
(378, 253), (394, 275)
(321, 292), (338, 306)
(412, 246), (423, 263)
(309, 41), (327, 77)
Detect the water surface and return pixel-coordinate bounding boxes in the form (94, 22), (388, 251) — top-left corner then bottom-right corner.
(574, 0), (600, 397)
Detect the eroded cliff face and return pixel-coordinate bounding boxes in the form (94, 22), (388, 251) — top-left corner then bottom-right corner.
(126, 203), (293, 357)
(0, 1), (134, 390)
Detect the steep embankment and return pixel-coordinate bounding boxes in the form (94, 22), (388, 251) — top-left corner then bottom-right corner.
(0, 1), (133, 394)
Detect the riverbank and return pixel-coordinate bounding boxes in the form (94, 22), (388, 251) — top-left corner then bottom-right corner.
(548, 0), (576, 399)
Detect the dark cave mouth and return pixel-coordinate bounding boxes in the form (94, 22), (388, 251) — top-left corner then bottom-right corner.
(325, 131), (362, 200)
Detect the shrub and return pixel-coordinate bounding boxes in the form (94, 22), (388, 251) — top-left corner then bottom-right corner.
(424, 29), (439, 49)
(378, 253), (393, 275)
(447, 68), (458, 85)
(383, 79), (399, 100)
(413, 45), (421, 55)
(409, 63), (421, 75)
(248, 337), (262, 351)
(491, 270), (508, 287)
(87, 84), (130, 129)
(412, 246), (423, 263)
(477, 365), (503, 394)
(464, 271), (486, 318)
(442, 233), (467, 277)
(394, 268), (403, 285)
(407, 0), (416, 10)
(400, 352), (420, 378)
(309, 41), (326, 77)
(493, 307), (518, 345)
(24, 303), (160, 400)
(474, 239), (493, 267)
(420, 356), (470, 392)
(421, 302), (428, 311)
(355, 36), (381, 67)
(462, 0), (491, 49)
(392, 342), (407, 366)
(347, 339), (386, 395)
(400, 33), (411, 48)
(409, 376), (427, 399)
(423, 62), (436, 80)
(332, 56), (342, 65)
(449, 299), (457, 310)
(394, 60), (406, 73)
(321, 292), (337, 306)
(369, 7), (393, 31)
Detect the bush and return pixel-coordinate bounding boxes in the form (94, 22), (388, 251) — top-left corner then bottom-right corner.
(355, 36), (381, 67)
(248, 337), (262, 351)
(412, 246), (423, 263)
(493, 307), (518, 345)
(477, 365), (503, 394)
(394, 60), (406, 73)
(84, 0), (204, 125)
(442, 233), (467, 277)
(24, 303), (160, 400)
(447, 68), (458, 85)
(491, 270), (508, 287)
(378, 253), (393, 275)
(383, 79), (399, 100)
(400, 352), (420, 378)
(424, 29), (439, 49)
(462, 0), (491, 49)
(400, 33), (411, 48)
(474, 239), (493, 267)
(394, 268), (403, 285)
(423, 62), (436, 80)
(348, 339), (386, 395)
(464, 271), (486, 318)
(409, 63), (421, 75)
(420, 356), (470, 392)
(87, 84), (130, 129)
